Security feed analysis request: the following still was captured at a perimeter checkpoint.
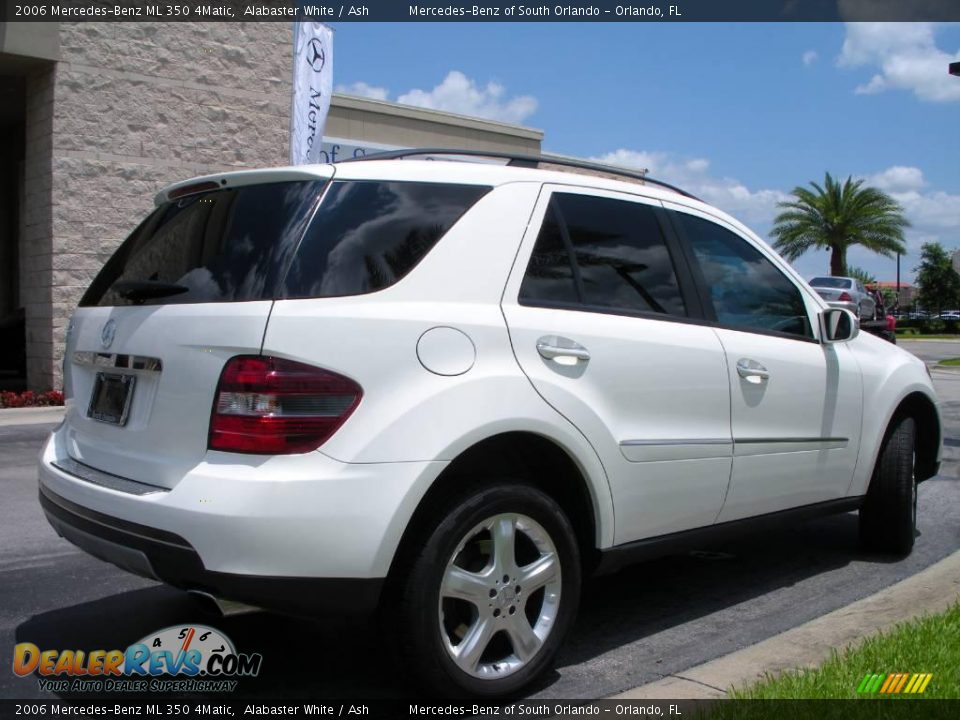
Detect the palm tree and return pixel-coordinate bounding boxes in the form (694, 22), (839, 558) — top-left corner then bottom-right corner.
(770, 173), (908, 277)
(846, 265), (876, 286)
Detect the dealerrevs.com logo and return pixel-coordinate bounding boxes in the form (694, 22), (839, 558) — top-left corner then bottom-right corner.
(13, 625), (262, 693)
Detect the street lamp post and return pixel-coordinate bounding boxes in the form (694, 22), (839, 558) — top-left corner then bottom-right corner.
(896, 252), (901, 310)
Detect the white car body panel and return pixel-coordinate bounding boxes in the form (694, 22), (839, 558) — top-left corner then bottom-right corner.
(62, 302), (273, 489)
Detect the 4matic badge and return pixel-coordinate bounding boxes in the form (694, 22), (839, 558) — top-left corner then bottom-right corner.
(12, 625), (262, 693)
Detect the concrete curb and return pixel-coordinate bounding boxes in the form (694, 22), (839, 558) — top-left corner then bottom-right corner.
(610, 549), (960, 700)
(0, 406), (66, 427)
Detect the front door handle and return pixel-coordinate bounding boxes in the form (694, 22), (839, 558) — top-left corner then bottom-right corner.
(736, 358), (770, 384)
(537, 336), (590, 363)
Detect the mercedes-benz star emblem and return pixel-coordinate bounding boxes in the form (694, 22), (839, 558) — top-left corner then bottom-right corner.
(101, 319), (117, 349)
(306, 38), (325, 73)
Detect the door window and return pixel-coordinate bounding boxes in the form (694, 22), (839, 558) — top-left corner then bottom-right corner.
(675, 212), (813, 339)
(520, 193), (687, 317)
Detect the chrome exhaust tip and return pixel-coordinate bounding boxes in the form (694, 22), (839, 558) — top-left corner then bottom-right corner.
(187, 590), (261, 617)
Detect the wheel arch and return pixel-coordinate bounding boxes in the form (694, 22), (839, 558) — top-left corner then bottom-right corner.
(385, 431), (606, 586)
(892, 390), (941, 482)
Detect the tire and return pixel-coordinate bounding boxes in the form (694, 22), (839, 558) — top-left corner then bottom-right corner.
(859, 417), (917, 555)
(395, 483), (581, 697)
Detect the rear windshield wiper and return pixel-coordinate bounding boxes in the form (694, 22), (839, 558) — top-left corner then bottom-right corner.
(112, 280), (190, 301)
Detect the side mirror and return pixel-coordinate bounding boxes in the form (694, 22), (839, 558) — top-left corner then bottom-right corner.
(820, 308), (859, 343)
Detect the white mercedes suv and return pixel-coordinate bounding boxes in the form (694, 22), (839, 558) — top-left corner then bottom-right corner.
(39, 150), (941, 696)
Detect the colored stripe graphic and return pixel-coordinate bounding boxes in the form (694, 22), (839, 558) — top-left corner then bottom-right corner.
(857, 672), (933, 694)
(879, 674), (896, 693)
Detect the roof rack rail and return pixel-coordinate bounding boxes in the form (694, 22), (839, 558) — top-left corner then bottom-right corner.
(337, 148), (701, 201)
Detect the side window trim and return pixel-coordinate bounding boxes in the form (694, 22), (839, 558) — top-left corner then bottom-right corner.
(549, 198), (585, 304)
(653, 206), (708, 321)
(662, 206), (719, 324)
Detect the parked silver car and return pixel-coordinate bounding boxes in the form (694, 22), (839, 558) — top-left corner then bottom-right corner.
(809, 276), (877, 321)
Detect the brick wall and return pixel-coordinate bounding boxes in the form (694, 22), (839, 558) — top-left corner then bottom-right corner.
(25, 22), (292, 389)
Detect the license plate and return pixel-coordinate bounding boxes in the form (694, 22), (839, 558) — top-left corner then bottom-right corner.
(87, 373), (136, 426)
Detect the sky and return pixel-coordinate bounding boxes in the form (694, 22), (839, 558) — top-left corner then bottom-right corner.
(327, 21), (960, 284)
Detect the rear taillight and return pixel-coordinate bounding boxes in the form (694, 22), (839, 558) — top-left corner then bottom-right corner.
(209, 356), (362, 454)
(838, 291), (852, 302)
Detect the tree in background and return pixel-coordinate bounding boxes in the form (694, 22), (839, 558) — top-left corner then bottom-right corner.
(770, 173), (908, 276)
(846, 266), (876, 285)
(915, 242), (960, 315)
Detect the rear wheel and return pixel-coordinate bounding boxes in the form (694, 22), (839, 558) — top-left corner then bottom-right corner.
(396, 483), (581, 697)
(859, 417), (917, 555)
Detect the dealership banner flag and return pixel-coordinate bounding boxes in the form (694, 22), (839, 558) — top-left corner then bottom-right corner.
(290, 21), (333, 165)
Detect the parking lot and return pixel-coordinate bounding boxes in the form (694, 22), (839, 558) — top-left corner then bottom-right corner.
(1, 339), (958, 700)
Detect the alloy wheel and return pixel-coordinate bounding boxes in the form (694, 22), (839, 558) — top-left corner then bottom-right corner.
(438, 513), (562, 679)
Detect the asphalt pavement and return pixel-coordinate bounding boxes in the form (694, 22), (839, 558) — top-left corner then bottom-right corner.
(0, 341), (958, 700)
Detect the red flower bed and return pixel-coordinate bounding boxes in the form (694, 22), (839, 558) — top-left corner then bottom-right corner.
(0, 390), (65, 408)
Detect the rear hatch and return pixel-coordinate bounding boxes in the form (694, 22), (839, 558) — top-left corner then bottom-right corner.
(62, 168), (493, 488)
(62, 172), (330, 489)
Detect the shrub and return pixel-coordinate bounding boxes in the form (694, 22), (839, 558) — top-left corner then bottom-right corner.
(0, 390), (65, 408)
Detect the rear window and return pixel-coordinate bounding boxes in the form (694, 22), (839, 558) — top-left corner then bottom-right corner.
(81, 179), (490, 307)
(279, 181), (490, 299)
(809, 277), (851, 289)
(81, 181), (325, 307)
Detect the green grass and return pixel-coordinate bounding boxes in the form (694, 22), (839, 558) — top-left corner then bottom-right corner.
(937, 358), (960, 367)
(698, 604), (960, 720)
(729, 602), (960, 700)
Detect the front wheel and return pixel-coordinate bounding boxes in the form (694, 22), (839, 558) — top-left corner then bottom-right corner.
(396, 483), (581, 697)
(859, 417), (916, 555)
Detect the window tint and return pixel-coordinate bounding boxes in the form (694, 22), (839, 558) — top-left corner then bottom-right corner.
(81, 181), (325, 307)
(520, 193), (686, 317)
(677, 213), (812, 339)
(517, 204), (579, 304)
(281, 181), (490, 298)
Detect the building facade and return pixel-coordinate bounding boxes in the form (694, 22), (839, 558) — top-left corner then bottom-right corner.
(0, 21), (543, 391)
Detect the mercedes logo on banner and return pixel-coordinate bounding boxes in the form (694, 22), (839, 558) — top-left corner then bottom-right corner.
(306, 38), (326, 73)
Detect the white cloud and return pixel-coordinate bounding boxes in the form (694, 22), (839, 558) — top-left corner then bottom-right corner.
(335, 82), (389, 101)
(837, 22), (960, 102)
(395, 71), (537, 124)
(863, 166), (926, 192)
(591, 149), (788, 229)
(802, 50), (819, 66)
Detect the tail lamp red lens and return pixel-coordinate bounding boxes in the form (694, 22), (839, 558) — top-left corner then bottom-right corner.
(208, 356), (362, 454)
(838, 291), (852, 302)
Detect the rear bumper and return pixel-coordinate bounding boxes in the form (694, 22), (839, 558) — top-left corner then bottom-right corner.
(40, 484), (383, 616)
(38, 426), (447, 611)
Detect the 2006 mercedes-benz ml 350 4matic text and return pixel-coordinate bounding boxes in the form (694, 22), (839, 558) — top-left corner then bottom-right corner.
(39, 150), (941, 696)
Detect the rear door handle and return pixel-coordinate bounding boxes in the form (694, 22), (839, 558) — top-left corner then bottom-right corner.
(537, 336), (590, 363)
(736, 358), (770, 384)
